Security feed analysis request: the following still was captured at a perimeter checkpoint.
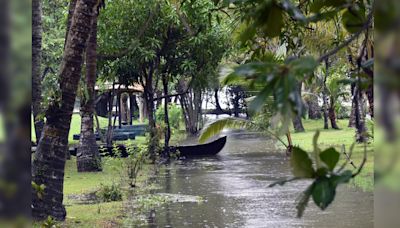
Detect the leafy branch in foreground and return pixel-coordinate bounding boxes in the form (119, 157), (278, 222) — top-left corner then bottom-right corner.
(269, 130), (367, 218)
(199, 117), (288, 147)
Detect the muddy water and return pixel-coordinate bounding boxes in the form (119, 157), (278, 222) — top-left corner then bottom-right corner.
(148, 132), (373, 228)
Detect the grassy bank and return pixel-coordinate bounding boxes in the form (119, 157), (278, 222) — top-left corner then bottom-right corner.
(289, 119), (373, 191)
(32, 155), (157, 227)
(31, 114), (148, 144)
(63, 157), (127, 227)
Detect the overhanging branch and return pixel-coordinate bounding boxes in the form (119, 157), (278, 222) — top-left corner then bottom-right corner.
(317, 11), (373, 63)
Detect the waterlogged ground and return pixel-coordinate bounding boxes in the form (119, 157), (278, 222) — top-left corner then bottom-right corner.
(146, 131), (373, 228)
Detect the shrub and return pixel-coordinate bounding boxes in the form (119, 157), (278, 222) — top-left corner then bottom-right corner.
(155, 103), (183, 130)
(96, 183), (123, 202)
(124, 143), (148, 187)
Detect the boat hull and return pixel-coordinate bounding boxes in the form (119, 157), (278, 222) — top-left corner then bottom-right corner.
(176, 136), (227, 157)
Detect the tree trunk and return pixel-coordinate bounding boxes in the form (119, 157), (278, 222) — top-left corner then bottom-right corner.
(365, 85), (374, 118)
(32, 0), (44, 143)
(231, 86), (241, 117)
(322, 60), (329, 129)
(292, 115), (305, 132)
(328, 97), (340, 129)
(180, 88), (202, 135)
(77, 12), (101, 172)
(32, 0), (98, 220)
(348, 83), (356, 127)
(144, 66), (157, 163)
(162, 74), (171, 153)
(0, 0), (31, 219)
(354, 86), (367, 142)
(137, 94), (146, 123)
(64, 0), (77, 48)
(307, 95), (321, 119)
(292, 82), (305, 132)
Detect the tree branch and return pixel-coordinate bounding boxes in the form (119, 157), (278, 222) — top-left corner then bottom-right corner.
(352, 143), (368, 178)
(317, 11), (373, 63)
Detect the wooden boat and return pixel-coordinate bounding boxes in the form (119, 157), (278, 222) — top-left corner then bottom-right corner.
(176, 136), (227, 157)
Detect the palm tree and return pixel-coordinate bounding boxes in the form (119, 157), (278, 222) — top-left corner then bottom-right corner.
(76, 2), (102, 172)
(32, 0), (44, 143)
(32, 0), (99, 220)
(326, 76), (348, 129)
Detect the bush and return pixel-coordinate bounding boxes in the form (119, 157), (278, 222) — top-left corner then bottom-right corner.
(155, 103), (183, 130)
(96, 183), (123, 202)
(336, 105), (350, 119)
(124, 143), (148, 187)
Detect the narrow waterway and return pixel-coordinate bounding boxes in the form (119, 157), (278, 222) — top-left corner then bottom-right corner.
(147, 131), (373, 228)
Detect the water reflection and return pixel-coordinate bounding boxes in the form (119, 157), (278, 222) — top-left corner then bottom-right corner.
(148, 133), (373, 228)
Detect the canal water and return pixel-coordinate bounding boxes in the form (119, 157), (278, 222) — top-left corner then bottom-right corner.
(147, 131), (373, 228)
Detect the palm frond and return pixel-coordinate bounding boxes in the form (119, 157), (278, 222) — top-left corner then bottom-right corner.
(199, 117), (251, 143)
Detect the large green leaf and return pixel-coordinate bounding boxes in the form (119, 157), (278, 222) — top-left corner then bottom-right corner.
(312, 177), (336, 210)
(291, 147), (315, 178)
(198, 118), (249, 143)
(310, 0), (347, 13)
(342, 6), (366, 34)
(289, 56), (318, 77)
(296, 183), (314, 218)
(319, 147), (340, 171)
(331, 170), (352, 186)
(264, 4), (283, 38)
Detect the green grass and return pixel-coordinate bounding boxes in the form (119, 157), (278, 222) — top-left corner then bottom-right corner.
(50, 156), (154, 227)
(64, 157), (125, 195)
(65, 201), (124, 227)
(31, 114), (147, 144)
(61, 157), (127, 227)
(288, 119), (374, 191)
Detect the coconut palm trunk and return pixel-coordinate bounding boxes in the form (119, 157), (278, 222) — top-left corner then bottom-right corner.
(77, 10), (102, 172)
(32, 0), (98, 220)
(32, 0), (44, 143)
(328, 97), (340, 129)
(292, 82), (305, 132)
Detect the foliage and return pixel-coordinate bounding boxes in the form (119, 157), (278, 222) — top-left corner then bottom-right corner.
(40, 0), (68, 109)
(32, 181), (46, 200)
(40, 216), (60, 228)
(269, 130), (362, 217)
(156, 103), (183, 130)
(124, 143), (148, 187)
(199, 117), (252, 143)
(96, 183), (123, 202)
(221, 55), (318, 132)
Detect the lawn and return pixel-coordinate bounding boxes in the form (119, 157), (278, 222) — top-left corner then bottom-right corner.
(32, 156), (156, 227)
(61, 157), (127, 227)
(288, 118), (374, 191)
(31, 114), (147, 144)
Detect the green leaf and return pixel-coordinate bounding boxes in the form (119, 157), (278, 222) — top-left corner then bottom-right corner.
(199, 118), (249, 143)
(316, 167), (329, 176)
(248, 83), (274, 112)
(310, 0), (347, 13)
(289, 56), (318, 76)
(342, 6), (366, 34)
(264, 4), (283, 38)
(296, 183), (314, 218)
(320, 147), (340, 171)
(291, 146), (315, 178)
(331, 170), (353, 186)
(312, 177), (336, 210)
